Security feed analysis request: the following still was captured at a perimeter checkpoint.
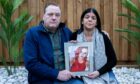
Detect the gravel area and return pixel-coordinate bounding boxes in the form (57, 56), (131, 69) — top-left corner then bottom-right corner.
(0, 67), (28, 84)
(113, 67), (140, 84)
(0, 67), (140, 84)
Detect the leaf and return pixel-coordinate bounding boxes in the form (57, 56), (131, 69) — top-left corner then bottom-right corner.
(118, 13), (136, 21)
(0, 16), (7, 34)
(13, 11), (28, 27)
(12, 0), (23, 12)
(116, 28), (140, 40)
(24, 15), (33, 25)
(13, 11), (33, 31)
(0, 0), (33, 75)
(117, 0), (140, 65)
(11, 13), (33, 46)
(0, 55), (12, 75)
(135, 16), (140, 24)
(0, 29), (8, 47)
(121, 0), (140, 16)
(0, 0), (13, 17)
(121, 35), (137, 47)
(128, 24), (140, 29)
(13, 11), (28, 35)
(11, 30), (25, 46)
(136, 53), (140, 64)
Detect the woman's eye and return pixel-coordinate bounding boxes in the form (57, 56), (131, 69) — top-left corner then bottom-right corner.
(92, 17), (96, 20)
(84, 16), (89, 19)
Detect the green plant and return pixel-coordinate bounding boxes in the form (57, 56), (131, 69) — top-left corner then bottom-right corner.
(0, 0), (33, 75)
(115, 0), (140, 64)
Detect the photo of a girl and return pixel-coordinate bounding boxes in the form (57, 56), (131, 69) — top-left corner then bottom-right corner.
(69, 47), (89, 72)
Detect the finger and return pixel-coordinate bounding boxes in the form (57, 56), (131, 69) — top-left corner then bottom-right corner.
(64, 78), (69, 82)
(67, 73), (72, 79)
(69, 40), (77, 43)
(71, 74), (76, 78)
(62, 76), (70, 81)
(88, 74), (94, 76)
(88, 75), (96, 79)
(77, 75), (81, 78)
(87, 76), (94, 79)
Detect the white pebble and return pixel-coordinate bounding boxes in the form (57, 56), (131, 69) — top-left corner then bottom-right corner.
(0, 66), (139, 84)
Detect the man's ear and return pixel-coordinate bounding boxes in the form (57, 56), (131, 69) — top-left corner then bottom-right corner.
(43, 14), (45, 21)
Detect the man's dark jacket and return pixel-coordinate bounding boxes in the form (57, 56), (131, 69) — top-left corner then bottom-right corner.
(24, 22), (72, 84)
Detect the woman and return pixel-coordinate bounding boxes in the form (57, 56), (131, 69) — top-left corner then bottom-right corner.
(70, 47), (88, 72)
(70, 8), (118, 84)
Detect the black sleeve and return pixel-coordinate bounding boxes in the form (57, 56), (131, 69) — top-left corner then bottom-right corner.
(70, 31), (78, 40)
(98, 33), (117, 75)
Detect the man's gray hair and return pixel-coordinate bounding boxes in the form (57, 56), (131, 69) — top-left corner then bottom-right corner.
(44, 2), (60, 13)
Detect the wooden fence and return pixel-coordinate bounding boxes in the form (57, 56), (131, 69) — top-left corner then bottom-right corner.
(0, 0), (140, 63)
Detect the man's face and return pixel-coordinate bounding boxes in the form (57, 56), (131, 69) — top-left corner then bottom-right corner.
(43, 5), (61, 31)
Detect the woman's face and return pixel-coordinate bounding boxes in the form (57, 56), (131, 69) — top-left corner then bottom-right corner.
(82, 12), (97, 30)
(79, 48), (88, 58)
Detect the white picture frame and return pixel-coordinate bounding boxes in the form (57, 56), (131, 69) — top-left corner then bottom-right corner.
(64, 42), (94, 76)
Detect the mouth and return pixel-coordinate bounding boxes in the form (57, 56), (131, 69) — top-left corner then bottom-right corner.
(50, 22), (57, 24)
(87, 24), (94, 27)
(88, 23), (94, 25)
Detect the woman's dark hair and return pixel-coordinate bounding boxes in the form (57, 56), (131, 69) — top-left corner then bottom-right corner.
(79, 8), (102, 33)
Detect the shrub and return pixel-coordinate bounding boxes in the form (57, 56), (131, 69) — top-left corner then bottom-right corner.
(0, 0), (33, 75)
(116, 0), (140, 64)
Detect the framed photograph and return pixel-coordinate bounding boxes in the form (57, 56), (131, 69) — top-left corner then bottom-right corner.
(64, 42), (93, 76)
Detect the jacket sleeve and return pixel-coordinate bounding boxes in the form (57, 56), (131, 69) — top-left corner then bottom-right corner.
(23, 29), (59, 80)
(65, 27), (73, 41)
(98, 33), (117, 75)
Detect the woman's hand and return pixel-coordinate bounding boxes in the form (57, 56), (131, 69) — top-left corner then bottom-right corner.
(87, 71), (100, 79)
(68, 40), (77, 43)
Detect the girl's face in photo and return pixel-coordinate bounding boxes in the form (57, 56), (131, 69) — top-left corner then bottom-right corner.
(79, 48), (88, 59)
(82, 12), (97, 30)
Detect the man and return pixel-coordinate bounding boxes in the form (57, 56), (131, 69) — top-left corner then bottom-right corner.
(24, 2), (83, 84)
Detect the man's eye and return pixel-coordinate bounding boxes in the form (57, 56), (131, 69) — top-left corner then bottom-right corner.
(56, 13), (60, 17)
(48, 13), (53, 16)
(47, 13), (60, 17)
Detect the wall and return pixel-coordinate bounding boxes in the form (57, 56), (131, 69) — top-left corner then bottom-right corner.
(0, 0), (140, 63)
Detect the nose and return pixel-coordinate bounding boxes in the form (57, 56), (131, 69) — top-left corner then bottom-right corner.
(88, 17), (92, 21)
(52, 15), (56, 19)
